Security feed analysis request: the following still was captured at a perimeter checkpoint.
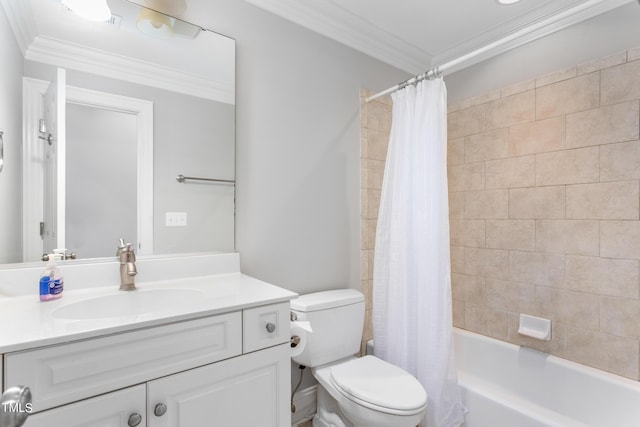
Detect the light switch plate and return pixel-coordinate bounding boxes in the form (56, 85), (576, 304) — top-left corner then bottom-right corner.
(166, 212), (187, 227)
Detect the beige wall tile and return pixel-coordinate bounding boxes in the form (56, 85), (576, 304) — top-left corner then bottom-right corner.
(565, 327), (639, 380)
(449, 192), (464, 219)
(508, 116), (565, 156)
(486, 155), (536, 189)
(535, 220), (599, 256)
(600, 140), (640, 182)
(535, 287), (599, 331)
(465, 189), (509, 219)
(485, 278), (535, 312)
(600, 220), (640, 260)
(464, 247), (509, 280)
(360, 189), (368, 219)
(536, 72), (600, 119)
(600, 296), (640, 339)
(448, 98), (472, 113)
(367, 189), (381, 219)
(486, 220), (535, 251)
(365, 158), (385, 190)
(448, 162), (485, 192)
(367, 128), (389, 161)
(577, 51), (626, 75)
(566, 181), (640, 220)
(360, 250), (370, 281)
(464, 129), (509, 163)
(536, 66), (577, 87)
(509, 186), (566, 219)
(452, 300), (465, 328)
(628, 47), (640, 62)
(450, 219), (485, 248)
(366, 100), (392, 132)
(464, 305), (509, 341)
(485, 90), (535, 130)
(509, 251), (565, 287)
(360, 220), (369, 250)
(501, 78), (536, 98)
(452, 273), (486, 304)
(470, 89), (501, 106)
(451, 246), (465, 274)
(566, 255), (640, 298)
(448, 137), (465, 165)
(535, 146), (599, 186)
(601, 60), (640, 105)
(448, 104), (485, 139)
(566, 101), (640, 148)
(360, 128), (369, 158)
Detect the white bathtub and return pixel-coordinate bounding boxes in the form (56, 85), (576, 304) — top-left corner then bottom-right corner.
(454, 328), (640, 427)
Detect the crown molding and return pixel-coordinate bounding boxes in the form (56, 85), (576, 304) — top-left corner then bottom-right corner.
(245, 0), (634, 76)
(433, 0), (635, 74)
(0, 0), (36, 54)
(245, 0), (430, 74)
(25, 35), (234, 104)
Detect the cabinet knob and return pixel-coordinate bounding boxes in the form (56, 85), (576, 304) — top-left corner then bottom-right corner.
(265, 322), (276, 333)
(154, 402), (168, 417)
(128, 413), (142, 427)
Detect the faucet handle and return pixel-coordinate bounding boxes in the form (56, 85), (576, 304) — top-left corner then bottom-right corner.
(117, 238), (128, 256)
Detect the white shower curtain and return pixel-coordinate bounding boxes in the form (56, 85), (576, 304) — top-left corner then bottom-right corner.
(372, 77), (465, 427)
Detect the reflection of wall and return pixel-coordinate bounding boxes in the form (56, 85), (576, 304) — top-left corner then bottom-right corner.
(0, 6), (23, 263)
(23, 61), (236, 255)
(66, 104), (137, 258)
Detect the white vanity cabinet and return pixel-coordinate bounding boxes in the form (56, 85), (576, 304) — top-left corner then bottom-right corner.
(3, 302), (291, 427)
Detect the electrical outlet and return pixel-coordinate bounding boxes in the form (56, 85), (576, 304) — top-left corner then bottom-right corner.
(166, 212), (187, 227)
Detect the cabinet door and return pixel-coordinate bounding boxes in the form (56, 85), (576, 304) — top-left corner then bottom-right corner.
(25, 384), (145, 427)
(147, 343), (290, 427)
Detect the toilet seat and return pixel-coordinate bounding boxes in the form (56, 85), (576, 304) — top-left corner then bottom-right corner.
(329, 356), (428, 416)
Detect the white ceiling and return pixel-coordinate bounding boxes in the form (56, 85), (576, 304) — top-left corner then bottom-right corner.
(244, 0), (636, 75)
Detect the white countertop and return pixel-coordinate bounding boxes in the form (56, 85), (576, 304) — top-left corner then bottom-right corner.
(0, 272), (297, 353)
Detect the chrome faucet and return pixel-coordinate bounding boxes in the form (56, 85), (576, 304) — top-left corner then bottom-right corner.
(117, 238), (137, 291)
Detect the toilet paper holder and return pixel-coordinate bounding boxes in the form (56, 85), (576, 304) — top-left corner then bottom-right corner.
(291, 335), (301, 348)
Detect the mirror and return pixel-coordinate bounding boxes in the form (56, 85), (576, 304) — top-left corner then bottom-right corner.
(0, 0), (235, 264)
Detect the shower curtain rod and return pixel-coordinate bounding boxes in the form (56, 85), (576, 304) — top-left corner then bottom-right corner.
(364, 0), (623, 103)
(365, 34), (516, 103)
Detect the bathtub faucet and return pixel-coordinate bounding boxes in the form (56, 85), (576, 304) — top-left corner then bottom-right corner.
(117, 238), (137, 291)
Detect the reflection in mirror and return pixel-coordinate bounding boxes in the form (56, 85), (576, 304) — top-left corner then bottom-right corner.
(0, 0), (235, 265)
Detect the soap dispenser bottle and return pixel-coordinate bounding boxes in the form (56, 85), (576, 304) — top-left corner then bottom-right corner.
(39, 253), (64, 301)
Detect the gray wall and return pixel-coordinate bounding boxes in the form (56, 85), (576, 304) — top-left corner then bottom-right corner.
(178, 1), (409, 294)
(0, 6), (23, 263)
(447, 2), (640, 103)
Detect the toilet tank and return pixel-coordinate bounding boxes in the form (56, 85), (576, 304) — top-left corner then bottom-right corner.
(290, 289), (365, 367)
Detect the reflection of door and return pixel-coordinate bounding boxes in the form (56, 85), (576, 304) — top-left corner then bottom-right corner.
(42, 68), (66, 255)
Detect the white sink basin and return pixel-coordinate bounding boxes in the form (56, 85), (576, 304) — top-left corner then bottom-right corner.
(52, 288), (204, 320)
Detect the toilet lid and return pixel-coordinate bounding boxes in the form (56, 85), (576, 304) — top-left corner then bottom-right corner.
(330, 356), (427, 414)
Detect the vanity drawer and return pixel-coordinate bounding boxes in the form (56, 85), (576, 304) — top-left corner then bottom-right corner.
(4, 312), (242, 413)
(243, 302), (290, 353)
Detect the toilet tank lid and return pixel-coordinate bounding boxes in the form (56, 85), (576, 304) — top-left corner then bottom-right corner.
(290, 289), (364, 312)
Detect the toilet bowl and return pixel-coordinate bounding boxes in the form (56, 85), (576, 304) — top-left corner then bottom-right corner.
(290, 289), (427, 427)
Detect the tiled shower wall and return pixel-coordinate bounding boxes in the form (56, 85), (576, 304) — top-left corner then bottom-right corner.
(361, 46), (640, 381)
(360, 89), (392, 355)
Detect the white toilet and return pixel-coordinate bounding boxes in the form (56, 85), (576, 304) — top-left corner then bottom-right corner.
(290, 289), (427, 427)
